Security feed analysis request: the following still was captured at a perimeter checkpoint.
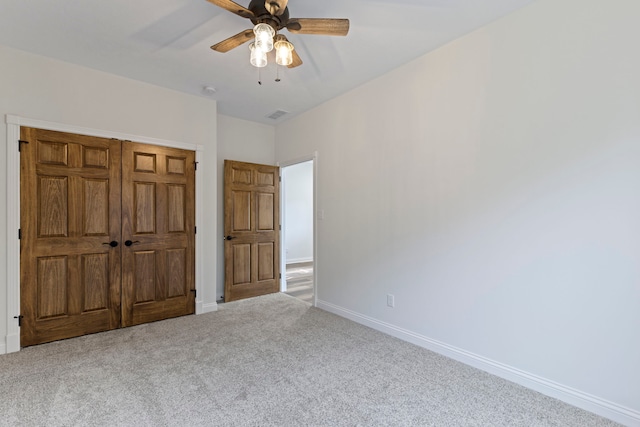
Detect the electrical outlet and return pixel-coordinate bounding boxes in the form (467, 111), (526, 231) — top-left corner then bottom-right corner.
(387, 294), (395, 308)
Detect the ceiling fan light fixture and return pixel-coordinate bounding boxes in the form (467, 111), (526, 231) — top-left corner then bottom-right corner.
(274, 39), (294, 66)
(249, 42), (267, 68)
(253, 23), (275, 53)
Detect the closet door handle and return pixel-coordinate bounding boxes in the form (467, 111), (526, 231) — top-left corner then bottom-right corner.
(102, 241), (119, 247)
(124, 240), (140, 247)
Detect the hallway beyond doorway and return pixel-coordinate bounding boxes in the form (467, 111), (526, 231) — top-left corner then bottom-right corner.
(284, 262), (313, 304)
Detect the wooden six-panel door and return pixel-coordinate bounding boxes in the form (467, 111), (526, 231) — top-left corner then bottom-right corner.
(224, 160), (280, 302)
(20, 128), (123, 347)
(20, 128), (195, 346)
(121, 142), (195, 326)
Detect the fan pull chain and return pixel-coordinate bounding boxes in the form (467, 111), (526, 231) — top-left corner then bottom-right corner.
(275, 65), (281, 83)
(258, 67), (262, 85)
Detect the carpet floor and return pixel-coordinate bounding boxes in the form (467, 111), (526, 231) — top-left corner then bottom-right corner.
(0, 293), (620, 426)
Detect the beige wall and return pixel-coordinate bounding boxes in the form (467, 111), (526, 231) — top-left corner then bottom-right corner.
(216, 115), (276, 300)
(275, 0), (640, 423)
(0, 45), (218, 352)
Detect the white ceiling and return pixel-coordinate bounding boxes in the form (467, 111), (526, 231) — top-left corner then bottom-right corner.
(0, 0), (535, 125)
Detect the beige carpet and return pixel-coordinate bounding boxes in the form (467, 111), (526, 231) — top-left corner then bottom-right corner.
(0, 293), (620, 426)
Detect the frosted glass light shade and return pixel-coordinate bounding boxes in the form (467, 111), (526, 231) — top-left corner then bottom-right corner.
(274, 39), (293, 66)
(253, 23), (275, 53)
(249, 42), (267, 67)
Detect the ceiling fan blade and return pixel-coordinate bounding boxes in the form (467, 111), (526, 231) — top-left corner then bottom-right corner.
(211, 29), (254, 52)
(286, 18), (350, 36)
(206, 0), (254, 19)
(288, 47), (303, 68)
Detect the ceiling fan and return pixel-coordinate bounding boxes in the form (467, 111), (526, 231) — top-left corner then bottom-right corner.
(207, 0), (349, 69)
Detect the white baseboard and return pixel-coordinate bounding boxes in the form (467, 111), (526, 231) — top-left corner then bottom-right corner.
(317, 299), (640, 427)
(1, 333), (20, 355)
(286, 257), (313, 265)
(199, 302), (218, 314)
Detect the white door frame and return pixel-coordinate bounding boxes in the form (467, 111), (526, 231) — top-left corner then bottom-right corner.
(277, 152), (318, 306)
(4, 114), (207, 354)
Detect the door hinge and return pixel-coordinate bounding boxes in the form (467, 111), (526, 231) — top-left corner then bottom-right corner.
(194, 161), (198, 171)
(18, 229), (21, 240)
(279, 175), (281, 182)
(14, 315), (24, 327)
(190, 289), (197, 297)
(194, 226), (197, 234)
(279, 273), (282, 279)
(18, 140), (29, 152)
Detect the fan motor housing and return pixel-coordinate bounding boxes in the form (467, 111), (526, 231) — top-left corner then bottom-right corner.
(248, 0), (289, 30)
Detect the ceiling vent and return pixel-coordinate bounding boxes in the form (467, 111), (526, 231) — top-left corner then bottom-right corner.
(266, 110), (289, 120)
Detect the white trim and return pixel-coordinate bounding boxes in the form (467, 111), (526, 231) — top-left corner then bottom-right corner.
(316, 299), (640, 427)
(5, 114), (209, 353)
(5, 115), (198, 151)
(277, 153), (318, 307)
(5, 117), (21, 354)
(193, 147), (213, 314)
(279, 165), (288, 293)
(0, 343), (5, 355)
(200, 302), (219, 314)
(285, 258), (313, 265)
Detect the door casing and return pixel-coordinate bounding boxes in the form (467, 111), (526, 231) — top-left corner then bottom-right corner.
(4, 114), (210, 354)
(277, 153), (318, 307)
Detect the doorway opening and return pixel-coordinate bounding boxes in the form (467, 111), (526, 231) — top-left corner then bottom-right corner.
(280, 156), (315, 305)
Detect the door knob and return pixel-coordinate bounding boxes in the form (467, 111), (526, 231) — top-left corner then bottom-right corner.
(224, 235), (234, 241)
(102, 241), (119, 247)
(124, 240), (140, 247)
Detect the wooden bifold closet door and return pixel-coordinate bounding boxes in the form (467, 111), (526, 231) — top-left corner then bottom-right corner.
(19, 127), (195, 347)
